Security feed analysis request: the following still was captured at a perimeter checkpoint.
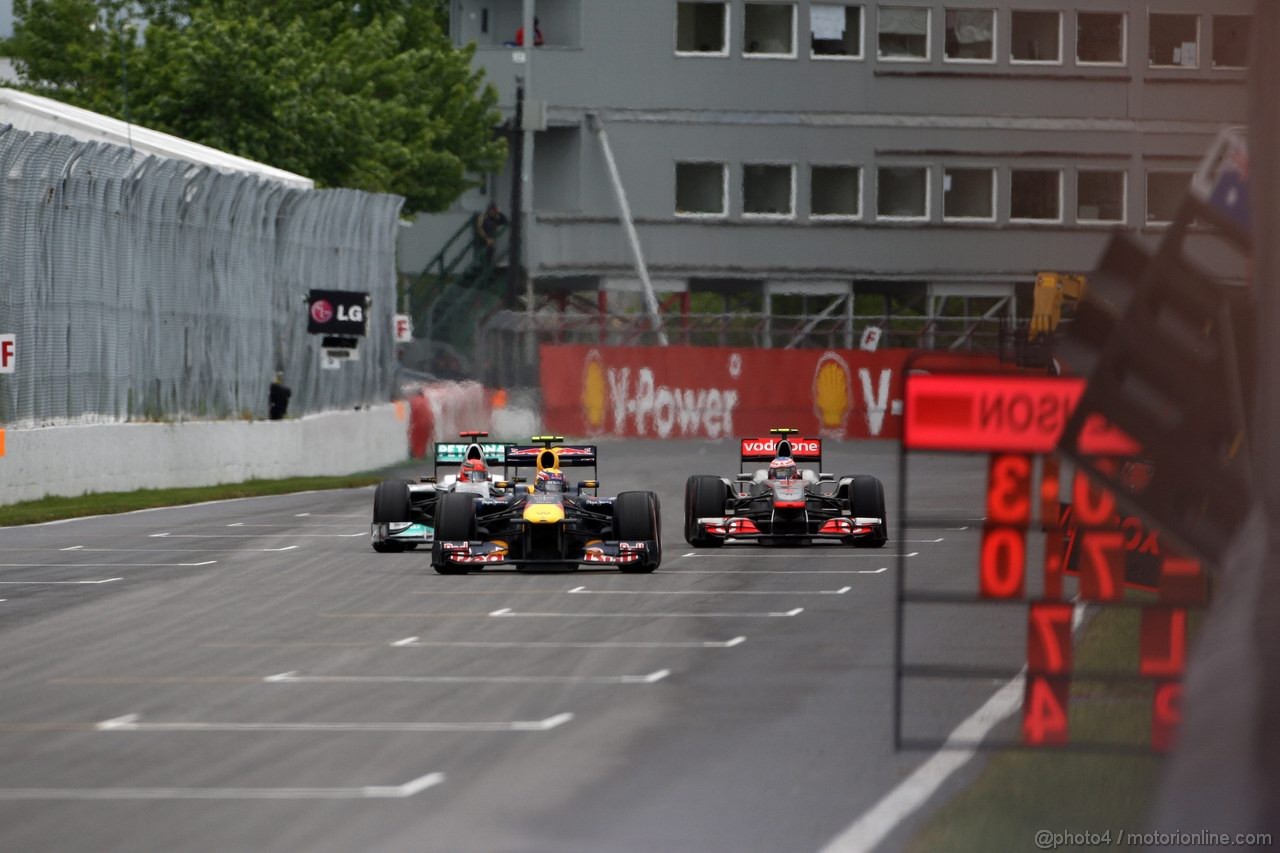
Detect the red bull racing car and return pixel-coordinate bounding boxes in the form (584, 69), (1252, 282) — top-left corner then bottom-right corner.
(684, 429), (888, 548)
(431, 437), (662, 574)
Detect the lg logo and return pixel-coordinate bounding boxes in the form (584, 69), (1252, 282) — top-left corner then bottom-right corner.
(310, 301), (363, 325)
(310, 300), (334, 324)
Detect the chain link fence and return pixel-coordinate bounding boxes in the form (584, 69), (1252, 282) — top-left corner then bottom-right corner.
(0, 125), (404, 427)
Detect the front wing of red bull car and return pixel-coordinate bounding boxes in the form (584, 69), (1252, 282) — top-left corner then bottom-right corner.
(430, 439), (662, 574)
(683, 429), (888, 548)
(369, 432), (509, 553)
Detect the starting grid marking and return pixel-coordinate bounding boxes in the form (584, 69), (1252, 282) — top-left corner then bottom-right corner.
(489, 607), (804, 619)
(55, 671), (671, 687)
(94, 713), (575, 733)
(391, 636), (746, 649)
(0, 562), (216, 568)
(0, 772), (445, 801)
(565, 585), (851, 596)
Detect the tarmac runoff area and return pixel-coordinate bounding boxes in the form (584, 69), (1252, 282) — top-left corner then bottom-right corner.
(0, 439), (1019, 853)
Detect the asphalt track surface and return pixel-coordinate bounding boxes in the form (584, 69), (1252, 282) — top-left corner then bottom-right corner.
(0, 440), (1008, 853)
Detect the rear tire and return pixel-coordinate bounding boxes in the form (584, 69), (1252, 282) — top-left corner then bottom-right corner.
(684, 475), (729, 547)
(849, 475), (889, 548)
(615, 491), (661, 573)
(432, 492), (479, 575)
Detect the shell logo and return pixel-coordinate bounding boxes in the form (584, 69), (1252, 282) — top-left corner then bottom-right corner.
(812, 352), (853, 436)
(581, 350), (607, 433)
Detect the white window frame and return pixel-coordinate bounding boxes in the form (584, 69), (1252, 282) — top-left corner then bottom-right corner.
(876, 5), (932, 63)
(810, 4), (865, 61)
(943, 8), (997, 66)
(809, 164), (863, 220)
(1148, 13), (1200, 70)
(674, 1), (732, 58)
(875, 164), (931, 222)
(942, 166), (997, 223)
(742, 162), (798, 220)
(1211, 14), (1250, 71)
(1009, 9), (1064, 66)
(675, 161), (730, 219)
(1009, 168), (1064, 225)
(1075, 169), (1127, 226)
(1075, 11), (1127, 67)
(1145, 170), (1193, 226)
(743, 2), (799, 59)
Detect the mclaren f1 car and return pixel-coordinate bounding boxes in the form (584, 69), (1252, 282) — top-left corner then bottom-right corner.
(430, 436), (662, 574)
(684, 428), (888, 548)
(369, 431), (508, 553)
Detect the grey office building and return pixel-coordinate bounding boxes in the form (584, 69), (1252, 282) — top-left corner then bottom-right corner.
(404, 0), (1250, 348)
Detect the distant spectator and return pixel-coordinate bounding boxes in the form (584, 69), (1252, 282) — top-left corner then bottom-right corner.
(515, 18), (544, 46)
(474, 202), (508, 268)
(269, 372), (292, 420)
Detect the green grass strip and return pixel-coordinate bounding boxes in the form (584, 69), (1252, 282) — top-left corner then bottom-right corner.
(0, 470), (400, 527)
(907, 606), (1166, 853)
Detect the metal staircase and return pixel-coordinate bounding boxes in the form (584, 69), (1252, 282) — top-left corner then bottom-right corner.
(407, 217), (511, 356)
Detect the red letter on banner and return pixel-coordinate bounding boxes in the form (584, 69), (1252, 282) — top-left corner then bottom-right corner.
(1023, 676), (1069, 746)
(981, 527), (1026, 598)
(1152, 681), (1182, 752)
(1078, 531), (1125, 602)
(1028, 603), (1073, 674)
(1159, 555), (1207, 607)
(1072, 470), (1116, 527)
(1140, 608), (1188, 677)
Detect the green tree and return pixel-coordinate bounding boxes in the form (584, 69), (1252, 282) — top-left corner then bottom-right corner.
(3, 0), (504, 213)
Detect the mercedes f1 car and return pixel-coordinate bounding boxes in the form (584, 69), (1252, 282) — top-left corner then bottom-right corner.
(369, 431), (508, 553)
(430, 437), (662, 574)
(684, 428), (888, 548)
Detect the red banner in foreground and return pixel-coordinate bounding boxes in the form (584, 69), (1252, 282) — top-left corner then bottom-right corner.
(540, 345), (1001, 440)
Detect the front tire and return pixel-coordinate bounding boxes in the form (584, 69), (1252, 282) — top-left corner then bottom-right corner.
(684, 475), (729, 547)
(615, 491), (661, 573)
(371, 481), (413, 554)
(431, 492), (479, 575)
(849, 475), (889, 548)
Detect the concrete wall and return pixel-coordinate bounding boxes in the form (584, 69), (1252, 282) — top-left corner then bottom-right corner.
(0, 405), (409, 505)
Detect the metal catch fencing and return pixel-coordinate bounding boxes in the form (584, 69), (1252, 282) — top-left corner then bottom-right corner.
(0, 126), (404, 427)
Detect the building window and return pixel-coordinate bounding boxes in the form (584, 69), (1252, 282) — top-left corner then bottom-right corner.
(1149, 14), (1199, 68)
(943, 167), (995, 221)
(676, 162), (728, 216)
(944, 9), (994, 62)
(1011, 169), (1062, 222)
(811, 166), (861, 218)
(1077, 170), (1126, 224)
(745, 3), (797, 57)
(811, 4), (862, 59)
(743, 164), (795, 217)
(1077, 12), (1125, 65)
(677, 2), (729, 56)
(877, 166), (929, 220)
(1147, 171), (1192, 224)
(878, 6), (930, 61)
(1010, 10), (1061, 64)
(1213, 15), (1250, 69)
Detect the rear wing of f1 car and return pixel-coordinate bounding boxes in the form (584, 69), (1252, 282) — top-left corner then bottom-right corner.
(433, 432), (510, 477)
(505, 437), (598, 480)
(739, 428), (822, 473)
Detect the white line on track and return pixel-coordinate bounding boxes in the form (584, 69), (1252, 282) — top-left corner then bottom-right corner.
(489, 607), (803, 618)
(389, 636), (747, 649)
(665, 568), (889, 575)
(0, 579), (122, 585)
(566, 585), (850, 595)
(678, 552), (918, 559)
(152, 533), (363, 538)
(818, 604), (1086, 853)
(95, 713), (574, 733)
(296, 513), (363, 518)
(225, 524), (360, 529)
(227, 523), (244, 527)
(0, 562), (215, 568)
(60, 546), (83, 551)
(0, 773), (446, 801)
(49, 547), (298, 554)
(6, 489), (355, 529)
(262, 670), (670, 685)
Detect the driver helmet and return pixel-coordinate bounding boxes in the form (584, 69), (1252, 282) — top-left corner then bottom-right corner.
(535, 468), (567, 494)
(459, 459), (488, 483)
(769, 457), (798, 480)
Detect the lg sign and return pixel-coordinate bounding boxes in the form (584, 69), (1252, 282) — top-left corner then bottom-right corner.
(307, 290), (369, 336)
(0, 334), (14, 374)
(310, 300), (362, 325)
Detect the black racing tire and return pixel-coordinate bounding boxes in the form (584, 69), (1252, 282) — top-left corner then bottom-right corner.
(615, 490), (661, 573)
(431, 492), (479, 575)
(849, 475), (889, 548)
(684, 475), (729, 547)
(372, 480), (412, 523)
(372, 539), (405, 554)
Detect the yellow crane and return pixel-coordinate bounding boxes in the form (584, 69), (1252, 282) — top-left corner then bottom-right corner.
(1029, 272), (1088, 339)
